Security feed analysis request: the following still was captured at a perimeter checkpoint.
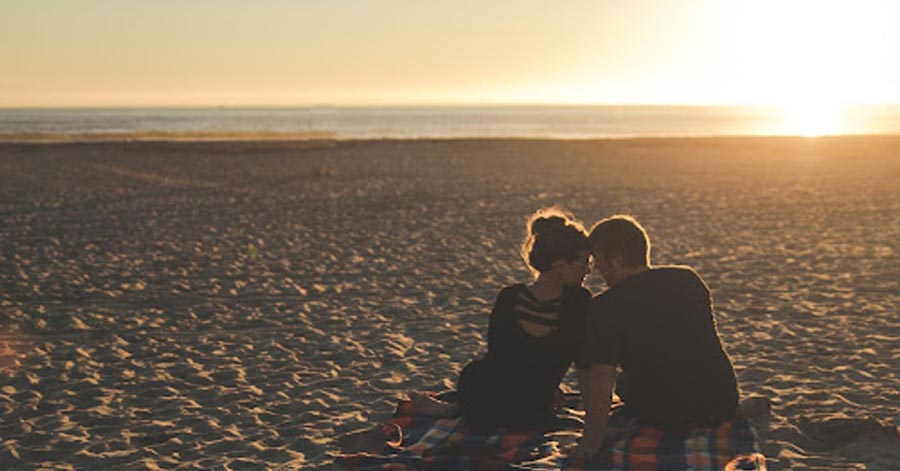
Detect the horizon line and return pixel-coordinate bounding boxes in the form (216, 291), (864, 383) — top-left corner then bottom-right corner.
(3, 132), (900, 145)
(4, 102), (900, 110)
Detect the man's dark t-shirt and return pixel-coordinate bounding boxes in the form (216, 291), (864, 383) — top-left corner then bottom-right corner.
(583, 266), (739, 428)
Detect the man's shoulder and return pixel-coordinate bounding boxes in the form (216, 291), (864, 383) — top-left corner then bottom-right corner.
(591, 266), (706, 307)
(566, 285), (593, 302)
(652, 265), (709, 292)
(649, 264), (700, 278)
(631, 265), (706, 289)
(590, 286), (620, 315)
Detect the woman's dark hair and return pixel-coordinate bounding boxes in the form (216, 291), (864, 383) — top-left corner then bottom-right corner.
(520, 207), (589, 275)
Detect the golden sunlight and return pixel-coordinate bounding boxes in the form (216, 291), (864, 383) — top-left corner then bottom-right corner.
(734, 1), (898, 113)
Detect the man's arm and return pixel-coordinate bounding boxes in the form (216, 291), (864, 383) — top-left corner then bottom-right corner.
(577, 366), (590, 401)
(573, 363), (617, 458)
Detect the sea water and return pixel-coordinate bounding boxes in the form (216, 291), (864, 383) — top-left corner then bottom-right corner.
(1, 105), (899, 139)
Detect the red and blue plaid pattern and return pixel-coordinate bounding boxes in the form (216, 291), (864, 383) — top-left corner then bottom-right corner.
(566, 407), (766, 470)
(338, 396), (555, 470)
(338, 394), (765, 470)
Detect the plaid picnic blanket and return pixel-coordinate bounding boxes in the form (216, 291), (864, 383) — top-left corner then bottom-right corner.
(337, 393), (765, 470)
(564, 408), (767, 470)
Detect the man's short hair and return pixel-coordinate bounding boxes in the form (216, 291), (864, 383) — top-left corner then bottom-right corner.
(588, 215), (650, 267)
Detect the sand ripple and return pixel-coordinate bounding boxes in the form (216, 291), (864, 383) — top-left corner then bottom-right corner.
(0, 138), (897, 469)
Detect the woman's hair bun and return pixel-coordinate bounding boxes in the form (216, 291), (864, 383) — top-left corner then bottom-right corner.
(521, 207), (589, 276)
(531, 215), (567, 236)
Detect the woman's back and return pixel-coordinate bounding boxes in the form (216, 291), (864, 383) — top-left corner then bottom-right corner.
(459, 284), (591, 429)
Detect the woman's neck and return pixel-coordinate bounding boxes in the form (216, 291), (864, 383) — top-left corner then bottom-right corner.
(527, 273), (564, 302)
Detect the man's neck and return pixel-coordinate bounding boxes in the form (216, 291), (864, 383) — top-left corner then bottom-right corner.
(612, 264), (650, 287)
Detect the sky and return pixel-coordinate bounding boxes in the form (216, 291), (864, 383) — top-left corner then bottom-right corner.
(2, 0), (899, 107)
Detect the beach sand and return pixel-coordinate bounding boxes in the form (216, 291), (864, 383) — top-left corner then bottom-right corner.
(0, 137), (897, 469)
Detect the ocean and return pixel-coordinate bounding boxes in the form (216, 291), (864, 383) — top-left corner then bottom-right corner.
(1, 105), (899, 140)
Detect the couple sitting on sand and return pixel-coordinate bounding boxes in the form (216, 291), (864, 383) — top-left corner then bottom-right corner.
(408, 209), (768, 458)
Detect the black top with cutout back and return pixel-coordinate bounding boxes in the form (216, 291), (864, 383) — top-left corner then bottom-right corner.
(457, 284), (591, 430)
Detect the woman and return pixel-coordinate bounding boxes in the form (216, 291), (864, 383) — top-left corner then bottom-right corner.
(410, 207), (592, 430)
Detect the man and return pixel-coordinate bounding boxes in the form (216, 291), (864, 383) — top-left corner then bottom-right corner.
(575, 215), (739, 457)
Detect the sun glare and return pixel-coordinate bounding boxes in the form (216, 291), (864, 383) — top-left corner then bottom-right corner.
(732, 0), (897, 136)
(777, 102), (846, 137)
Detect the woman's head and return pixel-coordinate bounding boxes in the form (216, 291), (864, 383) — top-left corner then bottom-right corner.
(521, 207), (590, 284)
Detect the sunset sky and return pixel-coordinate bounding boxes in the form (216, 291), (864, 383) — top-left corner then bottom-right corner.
(2, 0), (899, 107)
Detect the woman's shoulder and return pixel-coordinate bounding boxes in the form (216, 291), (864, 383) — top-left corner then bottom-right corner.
(504, 283), (529, 291)
(493, 283), (528, 306)
(498, 283), (528, 297)
(498, 284), (591, 303)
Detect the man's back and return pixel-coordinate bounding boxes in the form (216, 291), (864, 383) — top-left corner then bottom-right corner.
(585, 266), (739, 427)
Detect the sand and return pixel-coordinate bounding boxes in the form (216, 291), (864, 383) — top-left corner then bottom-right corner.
(0, 137), (897, 470)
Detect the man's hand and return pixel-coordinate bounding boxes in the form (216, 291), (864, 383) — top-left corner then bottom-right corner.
(575, 364), (617, 460)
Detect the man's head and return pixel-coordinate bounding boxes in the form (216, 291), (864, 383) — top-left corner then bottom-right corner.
(588, 215), (650, 286)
